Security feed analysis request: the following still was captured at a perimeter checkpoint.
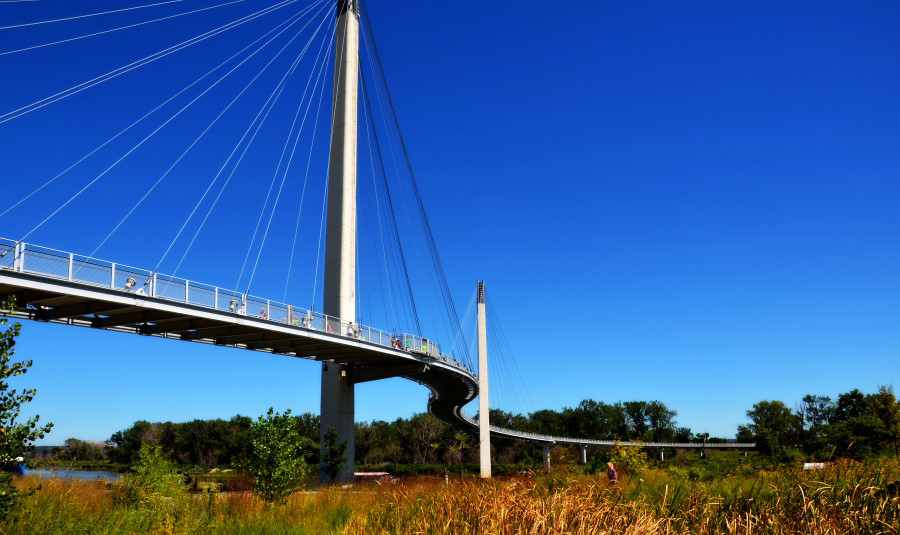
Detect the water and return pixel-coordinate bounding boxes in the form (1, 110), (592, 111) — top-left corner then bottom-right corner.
(24, 467), (120, 482)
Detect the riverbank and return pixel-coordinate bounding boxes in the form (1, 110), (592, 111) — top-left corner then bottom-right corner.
(5, 458), (898, 534)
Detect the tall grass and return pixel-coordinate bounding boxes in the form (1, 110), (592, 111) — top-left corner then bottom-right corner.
(347, 459), (900, 534)
(6, 459), (899, 534)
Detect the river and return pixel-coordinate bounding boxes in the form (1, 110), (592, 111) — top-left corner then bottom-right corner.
(24, 467), (120, 482)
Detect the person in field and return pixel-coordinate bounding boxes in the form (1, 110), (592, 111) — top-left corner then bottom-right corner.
(607, 462), (618, 485)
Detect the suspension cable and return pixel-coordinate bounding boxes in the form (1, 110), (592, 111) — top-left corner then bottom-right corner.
(360, 1), (471, 365)
(0, 10), (305, 220)
(173, 12), (334, 278)
(360, 73), (421, 335)
(282, 22), (334, 301)
(152, 0), (330, 273)
(0, 0), (300, 123)
(0, 0), (184, 30)
(88, 8), (318, 259)
(2, 0), (247, 56)
(15, 1), (325, 247)
(360, 85), (397, 331)
(243, 11), (335, 295)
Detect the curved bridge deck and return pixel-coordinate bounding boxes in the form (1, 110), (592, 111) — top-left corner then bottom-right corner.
(0, 238), (753, 451)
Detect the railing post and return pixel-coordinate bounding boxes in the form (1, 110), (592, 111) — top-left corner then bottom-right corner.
(214, 287), (218, 310)
(151, 272), (157, 297)
(67, 253), (73, 281)
(16, 243), (24, 272)
(110, 263), (116, 289)
(185, 280), (189, 303)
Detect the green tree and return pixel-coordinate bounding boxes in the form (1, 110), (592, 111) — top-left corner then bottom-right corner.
(0, 298), (53, 519)
(107, 420), (151, 464)
(320, 427), (347, 483)
(830, 389), (870, 423)
(745, 400), (800, 458)
(624, 401), (649, 439)
(247, 408), (315, 502)
(645, 401), (677, 442)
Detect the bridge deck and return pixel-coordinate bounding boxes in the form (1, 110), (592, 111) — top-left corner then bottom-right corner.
(0, 239), (753, 450)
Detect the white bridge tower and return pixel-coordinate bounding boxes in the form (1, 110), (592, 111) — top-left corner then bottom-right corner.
(320, 0), (359, 483)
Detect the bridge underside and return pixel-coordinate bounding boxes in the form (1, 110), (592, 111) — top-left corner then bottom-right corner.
(0, 271), (477, 429)
(0, 269), (753, 452)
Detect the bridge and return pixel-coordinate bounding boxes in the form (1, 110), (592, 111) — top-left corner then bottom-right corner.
(0, 0), (753, 481)
(0, 238), (754, 473)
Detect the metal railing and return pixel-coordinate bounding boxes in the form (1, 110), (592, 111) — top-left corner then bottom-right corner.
(0, 237), (473, 375)
(457, 414), (754, 448)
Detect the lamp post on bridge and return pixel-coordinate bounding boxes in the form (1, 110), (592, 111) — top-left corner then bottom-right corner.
(320, 0), (359, 484)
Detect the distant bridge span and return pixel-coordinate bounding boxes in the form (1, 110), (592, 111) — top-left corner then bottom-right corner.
(0, 238), (754, 459)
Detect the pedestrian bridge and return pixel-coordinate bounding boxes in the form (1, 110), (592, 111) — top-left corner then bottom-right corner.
(0, 237), (754, 453)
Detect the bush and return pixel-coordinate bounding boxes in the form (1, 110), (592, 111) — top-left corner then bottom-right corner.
(586, 450), (611, 475)
(610, 442), (648, 476)
(118, 444), (185, 509)
(246, 408), (315, 503)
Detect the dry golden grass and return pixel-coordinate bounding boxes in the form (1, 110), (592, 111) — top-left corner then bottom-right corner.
(346, 460), (900, 535)
(5, 459), (899, 534)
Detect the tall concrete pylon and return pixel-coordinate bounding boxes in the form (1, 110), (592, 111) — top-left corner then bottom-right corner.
(477, 281), (491, 478)
(320, 0), (359, 483)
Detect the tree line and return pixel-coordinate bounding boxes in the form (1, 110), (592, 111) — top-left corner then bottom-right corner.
(739, 386), (900, 460)
(42, 387), (900, 469)
(46, 398), (695, 468)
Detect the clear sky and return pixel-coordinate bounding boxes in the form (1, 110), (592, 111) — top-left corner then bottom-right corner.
(0, 0), (898, 445)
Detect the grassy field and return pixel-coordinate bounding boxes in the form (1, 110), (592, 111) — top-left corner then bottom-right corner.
(5, 458), (899, 534)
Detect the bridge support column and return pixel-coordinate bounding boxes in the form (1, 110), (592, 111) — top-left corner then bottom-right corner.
(542, 443), (552, 471)
(477, 281), (491, 478)
(660, 450), (664, 462)
(579, 445), (587, 465)
(320, 0), (359, 484)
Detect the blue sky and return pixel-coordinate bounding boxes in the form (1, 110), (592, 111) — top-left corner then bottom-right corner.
(1, 0), (898, 445)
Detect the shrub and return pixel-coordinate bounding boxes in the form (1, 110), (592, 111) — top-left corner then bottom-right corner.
(118, 444), (185, 509)
(610, 442), (648, 476)
(246, 408), (315, 503)
(0, 299), (53, 520)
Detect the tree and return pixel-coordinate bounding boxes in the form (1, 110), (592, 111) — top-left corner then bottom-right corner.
(831, 389), (869, 423)
(408, 413), (445, 464)
(624, 401), (649, 440)
(0, 298), (53, 519)
(745, 400), (800, 457)
(870, 385), (900, 458)
(107, 420), (151, 464)
(645, 401), (677, 442)
(798, 395), (833, 430)
(58, 438), (106, 461)
(246, 408), (315, 503)
(444, 432), (470, 478)
(320, 428), (347, 484)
